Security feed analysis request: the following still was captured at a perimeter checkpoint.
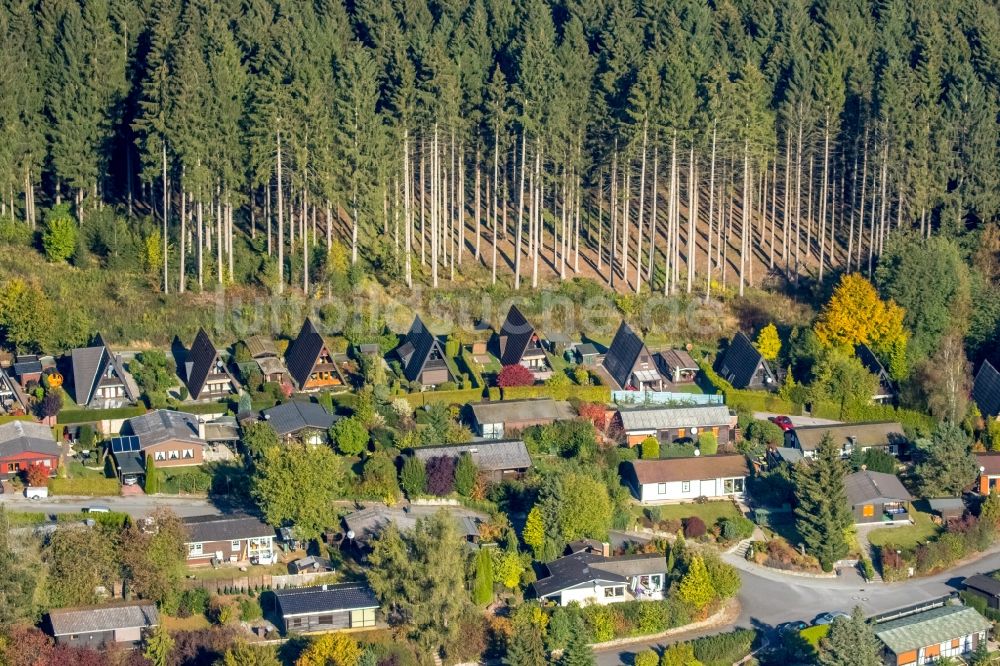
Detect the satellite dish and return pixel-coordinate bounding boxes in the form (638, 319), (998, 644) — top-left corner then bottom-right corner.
(694, 449), (701, 456)
(346, 530), (355, 540)
(690, 427), (698, 435)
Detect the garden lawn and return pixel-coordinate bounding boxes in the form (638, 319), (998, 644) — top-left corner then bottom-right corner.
(649, 501), (743, 526)
(866, 509), (940, 549)
(67, 460), (109, 479)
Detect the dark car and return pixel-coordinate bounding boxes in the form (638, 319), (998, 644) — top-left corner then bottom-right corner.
(776, 620), (808, 634)
(814, 611), (850, 625)
(769, 415), (795, 431)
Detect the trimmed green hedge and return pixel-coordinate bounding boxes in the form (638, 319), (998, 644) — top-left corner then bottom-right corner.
(0, 415), (35, 425)
(458, 350), (485, 390)
(698, 360), (802, 415)
(57, 405), (146, 424)
(502, 384), (611, 403)
(173, 401), (232, 415)
(49, 477), (121, 496)
(689, 628), (758, 666)
(811, 401), (935, 433)
(403, 388), (484, 409)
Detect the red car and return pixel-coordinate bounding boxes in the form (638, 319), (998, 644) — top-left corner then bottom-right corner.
(769, 415), (794, 431)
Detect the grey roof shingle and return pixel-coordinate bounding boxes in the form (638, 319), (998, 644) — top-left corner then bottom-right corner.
(48, 602), (158, 636)
(533, 552), (668, 598)
(717, 332), (773, 389)
(182, 513), (274, 544)
(0, 420), (60, 458)
(184, 328), (234, 400)
(411, 440), (532, 472)
(262, 401), (337, 437)
(244, 335), (278, 359)
(498, 305), (538, 366)
(470, 399), (575, 426)
(395, 316), (450, 384)
(602, 321), (650, 390)
(274, 583), (378, 617)
(0, 366), (29, 412)
(792, 421), (906, 452)
(70, 333), (138, 407)
(844, 470), (913, 506)
(342, 505), (486, 542)
(875, 606), (990, 655)
(618, 405), (733, 431)
(974, 360), (1000, 417)
(124, 410), (203, 449)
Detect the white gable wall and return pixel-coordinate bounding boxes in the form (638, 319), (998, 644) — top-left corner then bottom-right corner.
(637, 477), (745, 504)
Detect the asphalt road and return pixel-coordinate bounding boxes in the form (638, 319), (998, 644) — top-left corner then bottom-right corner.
(594, 548), (1000, 665)
(0, 493), (220, 518)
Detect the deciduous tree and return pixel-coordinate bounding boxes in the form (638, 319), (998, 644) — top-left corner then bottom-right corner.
(251, 443), (345, 539)
(755, 324), (781, 361)
(498, 364), (535, 388)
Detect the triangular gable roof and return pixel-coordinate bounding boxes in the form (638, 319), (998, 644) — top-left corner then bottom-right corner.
(602, 321), (648, 389)
(396, 316), (449, 383)
(0, 366), (29, 413)
(974, 360), (1000, 418)
(184, 328), (230, 400)
(498, 305), (536, 366)
(284, 319), (343, 390)
(70, 333), (137, 407)
(717, 332), (773, 389)
(856, 344), (889, 378)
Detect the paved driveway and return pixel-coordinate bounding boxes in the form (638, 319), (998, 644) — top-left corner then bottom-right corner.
(753, 412), (842, 427)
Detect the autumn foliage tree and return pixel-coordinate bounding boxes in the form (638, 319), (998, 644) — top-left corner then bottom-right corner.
(577, 403), (607, 431)
(814, 274), (908, 378)
(25, 464), (49, 487)
(755, 324), (781, 361)
(497, 364), (535, 387)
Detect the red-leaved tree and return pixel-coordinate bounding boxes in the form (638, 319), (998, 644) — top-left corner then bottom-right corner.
(497, 364), (534, 387)
(25, 463), (50, 487)
(425, 456), (456, 496)
(577, 402), (607, 431)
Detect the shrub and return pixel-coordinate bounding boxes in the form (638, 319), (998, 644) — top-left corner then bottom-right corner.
(238, 596), (262, 621)
(425, 456), (456, 495)
(577, 402), (607, 430)
(454, 452), (477, 497)
(177, 588), (210, 618)
(400, 456), (427, 497)
(42, 205), (77, 262)
(720, 516), (755, 542)
(698, 432), (718, 455)
(683, 516), (707, 538)
(497, 364), (534, 387)
(634, 650), (658, 666)
(640, 436), (660, 459)
(690, 629), (757, 665)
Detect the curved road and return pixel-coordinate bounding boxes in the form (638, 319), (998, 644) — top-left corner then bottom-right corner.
(595, 548), (1000, 665)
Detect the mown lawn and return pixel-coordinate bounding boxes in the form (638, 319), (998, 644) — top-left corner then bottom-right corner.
(866, 509), (940, 549)
(645, 500), (743, 526)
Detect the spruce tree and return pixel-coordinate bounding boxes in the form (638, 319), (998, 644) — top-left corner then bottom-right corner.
(794, 434), (852, 571)
(819, 606), (882, 666)
(559, 618), (595, 666)
(504, 625), (547, 666)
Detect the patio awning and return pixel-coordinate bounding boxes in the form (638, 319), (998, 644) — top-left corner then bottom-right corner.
(116, 453), (145, 477)
(633, 369), (662, 383)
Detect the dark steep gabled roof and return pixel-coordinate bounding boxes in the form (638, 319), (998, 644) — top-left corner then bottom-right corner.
(285, 319), (341, 389)
(856, 344), (888, 378)
(602, 321), (647, 390)
(717, 332), (772, 389)
(184, 328), (230, 400)
(498, 305), (536, 366)
(274, 583), (378, 617)
(395, 316), (450, 383)
(70, 333), (137, 407)
(974, 360), (1000, 418)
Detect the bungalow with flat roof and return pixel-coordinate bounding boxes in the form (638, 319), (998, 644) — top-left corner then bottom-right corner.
(261, 400), (338, 445)
(622, 455), (749, 504)
(0, 420), (60, 480)
(533, 548), (668, 606)
(657, 349), (699, 384)
(123, 410), (206, 468)
(274, 582), (379, 634)
(47, 601), (158, 649)
(874, 605), (990, 666)
(342, 504), (487, 545)
(410, 440), (532, 483)
(844, 470), (913, 524)
(182, 513), (276, 566)
(716, 332), (775, 390)
(974, 360), (1000, 420)
(496, 305), (550, 379)
(183, 328), (238, 401)
(785, 421), (906, 459)
(285, 319), (347, 392)
(616, 405), (736, 448)
(469, 399), (575, 439)
(856, 344), (897, 404)
(602, 321), (666, 392)
(70, 333), (139, 409)
(394, 316), (453, 388)
(964, 575), (1000, 610)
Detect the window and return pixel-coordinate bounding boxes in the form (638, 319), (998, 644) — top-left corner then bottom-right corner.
(350, 608), (376, 628)
(603, 586), (625, 598)
(682, 481), (691, 493)
(723, 478), (744, 493)
(154, 451), (166, 461)
(6, 463), (18, 473)
(287, 617), (304, 628)
(188, 543), (203, 556)
(657, 483), (667, 495)
(317, 615), (334, 625)
(168, 450), (179, 460)
(41, 459), (51, 467)
(862, 504), (875, 517)
(678, 428), (686, 439)
(231, 540), (240, 551)
(183, 449), (194, 459)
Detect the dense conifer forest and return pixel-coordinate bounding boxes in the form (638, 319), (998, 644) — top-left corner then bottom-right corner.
(0, 0), (997, 301)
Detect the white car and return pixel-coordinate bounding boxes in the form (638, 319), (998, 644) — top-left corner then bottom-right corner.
(24, 486), (48, 500)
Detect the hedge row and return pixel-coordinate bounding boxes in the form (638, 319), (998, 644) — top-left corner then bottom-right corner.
(502, 384), (611, 403)
(49, 477), (121, 496)
(688, 628), (758, 666)
(403, 388), (485, 409)
(173, 401), (232, 416)
(0, 415), (35, 425)
(458, 350), (486, 390)
(810, 401), (935, 433)
(57, 405), (146, 424)
(697, 360), (802, 415)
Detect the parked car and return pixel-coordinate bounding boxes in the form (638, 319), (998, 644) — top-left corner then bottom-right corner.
(122, 476), (138, 486)
(776, 620), (808, 634)
(25, 486), (48, 500)
(769, 415), (795, 431)
(84, 505), (110, 513)
(813, 611), (850, 625)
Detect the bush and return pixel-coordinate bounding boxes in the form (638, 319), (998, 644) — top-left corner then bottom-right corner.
(426, 456), (456, 495)
(177, 588), (210, 618)
(238, 596), (263, 621)
(698, 432), (718, 455)
(497, 364), (535, 388)
(634, 650), (659, 666)
(720, 516), (755, 542)
(49, 477), (120, 496)
(684, 516), (707, 538)
(640, 436), (660, 459)
(690, 629), (757, 665)
(400, 456), (427, 497)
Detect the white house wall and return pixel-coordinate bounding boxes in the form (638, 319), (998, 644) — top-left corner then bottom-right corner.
(638, 478), (744, 503)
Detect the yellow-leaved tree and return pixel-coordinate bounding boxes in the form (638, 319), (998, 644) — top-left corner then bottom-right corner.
(754, 323), (781, 361)
(295, 634), (361, 666)
(813, 273), (908, 378)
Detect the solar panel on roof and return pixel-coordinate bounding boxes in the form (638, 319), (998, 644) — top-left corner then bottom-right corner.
(110, 435), (141, 453)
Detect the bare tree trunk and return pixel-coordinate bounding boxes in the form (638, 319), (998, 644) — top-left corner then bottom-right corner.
(794, 119), (803, 279)
(769, 149), (777, 268)
(180, 185), (186, 293)
(276, 132), (284, 292)
(856, 129), (869, 271)
(635, 117), (648, 293)
(598, 168), (604, 271)
(432, 125), (439, 288)
(782, 132), (790, 268)
(514, 133), (526, 290)
(265, 180), (272, 256)
(532, 142), (541, 289)
(161, 143), (169, 294)
(739, 140), (749, 296)
(687, 143), (696, 293)
(474, 149), (481, 262)
(878, 139), (888, 256)
(404, 132), (412, 287)
(647, 145), (658, 286)
(818, 119), (830, 283)
(420, 136), (426, 265)
(706, 124), (716, 299)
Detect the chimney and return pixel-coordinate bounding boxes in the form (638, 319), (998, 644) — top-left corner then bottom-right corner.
(321, 584), (328, 591)
(197, 421), (206, 440)
(602, 542), (610, 558)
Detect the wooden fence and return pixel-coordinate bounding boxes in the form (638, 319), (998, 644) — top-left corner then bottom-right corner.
(184, 570), (337, 595)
